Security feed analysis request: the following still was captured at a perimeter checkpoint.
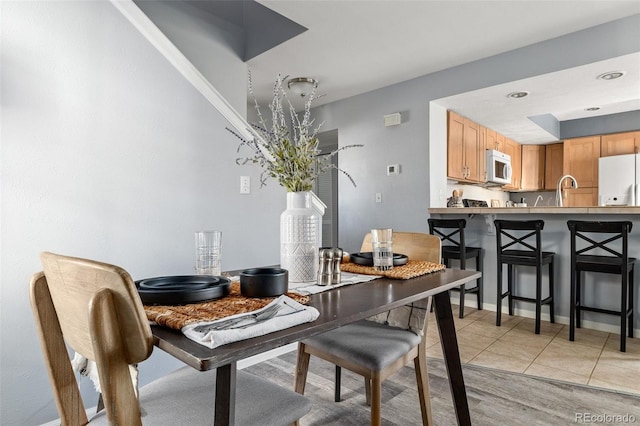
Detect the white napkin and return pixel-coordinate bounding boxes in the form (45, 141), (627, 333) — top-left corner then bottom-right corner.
(291, 272), (380, 295)
(182, 295), (319, 349)
(71, 352), (139, 396)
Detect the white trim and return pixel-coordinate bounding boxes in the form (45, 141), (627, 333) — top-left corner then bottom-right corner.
(456, 297), (639, 336)
(109, 0), (257, 143)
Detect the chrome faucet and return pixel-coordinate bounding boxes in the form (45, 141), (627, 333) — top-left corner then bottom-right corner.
(534, 195), (544, 207)
(556, 175), (578, 207)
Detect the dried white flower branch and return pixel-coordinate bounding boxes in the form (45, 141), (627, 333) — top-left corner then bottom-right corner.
(227, 74), (362, 192)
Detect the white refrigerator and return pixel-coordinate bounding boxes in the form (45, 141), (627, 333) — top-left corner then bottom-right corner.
(598, 153), (640, 206)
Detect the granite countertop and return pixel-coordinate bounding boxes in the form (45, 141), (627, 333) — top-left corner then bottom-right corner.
(428, 206), (640, 214)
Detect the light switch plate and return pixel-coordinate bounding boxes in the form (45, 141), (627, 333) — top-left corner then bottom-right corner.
(240, 176), (250, 194)
(387, 164), (400, 175)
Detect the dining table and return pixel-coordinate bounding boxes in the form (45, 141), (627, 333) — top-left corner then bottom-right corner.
(151, 267), (481, 426)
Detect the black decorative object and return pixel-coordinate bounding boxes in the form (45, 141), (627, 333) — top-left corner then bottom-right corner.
(349, 252), (408, 267)
(136, 275), (230, 305)
(240, 268), (289, 298)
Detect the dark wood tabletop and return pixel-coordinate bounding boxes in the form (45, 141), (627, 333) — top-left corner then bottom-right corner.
(151, 268), (481, 426)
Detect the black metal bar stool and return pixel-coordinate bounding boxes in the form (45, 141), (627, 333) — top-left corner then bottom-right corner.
(567, 220), (635, 352)
(494, 220), (555, 334)
(428, 218), (483, 318)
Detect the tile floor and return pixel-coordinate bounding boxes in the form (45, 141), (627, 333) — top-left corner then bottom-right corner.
(425, 305), (640, 395)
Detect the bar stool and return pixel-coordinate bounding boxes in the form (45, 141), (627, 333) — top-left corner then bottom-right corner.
(494, 220), (555, 334)
(428, 218), (483, 318)
(567, 220), (635, 352)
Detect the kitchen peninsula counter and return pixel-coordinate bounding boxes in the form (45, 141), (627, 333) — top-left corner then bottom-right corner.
(427, 206), (639, 337)
(428, 206), (640, 215)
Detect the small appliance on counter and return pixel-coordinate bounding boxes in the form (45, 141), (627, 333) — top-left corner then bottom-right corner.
(462, 199), (489, 207)
(447, 189), (464, 208)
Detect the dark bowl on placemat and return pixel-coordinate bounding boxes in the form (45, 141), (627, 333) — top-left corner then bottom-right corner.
(349, 252), (409, 267)
(240, 268), (288, 298)
(135, 275), (230, 305)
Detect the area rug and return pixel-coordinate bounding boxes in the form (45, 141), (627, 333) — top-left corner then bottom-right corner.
(244, 351), (640, 425)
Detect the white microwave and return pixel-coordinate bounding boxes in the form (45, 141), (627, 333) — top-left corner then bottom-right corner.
(486, 149), (512, 185)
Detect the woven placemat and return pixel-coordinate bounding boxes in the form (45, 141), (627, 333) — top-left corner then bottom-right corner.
(341, 260), (446, 279)
(144, 282), (309, 330)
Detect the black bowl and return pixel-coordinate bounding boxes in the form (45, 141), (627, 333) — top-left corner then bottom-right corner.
(240, 268), (289, 298)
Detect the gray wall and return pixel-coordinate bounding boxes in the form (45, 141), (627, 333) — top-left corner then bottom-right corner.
(310, 14), (640, 254)
(561, 110), (640, 140)
(0, 2), (284, 424)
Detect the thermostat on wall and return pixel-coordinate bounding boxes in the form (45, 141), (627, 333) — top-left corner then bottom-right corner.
(387, 164), (400, 175)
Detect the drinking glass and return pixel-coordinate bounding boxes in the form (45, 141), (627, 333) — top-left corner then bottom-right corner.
(195, 230), (222, 276)
(371, 228), (393, 271)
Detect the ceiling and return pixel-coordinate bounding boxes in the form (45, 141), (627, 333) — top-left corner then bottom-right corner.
(242, 1), (640, 144)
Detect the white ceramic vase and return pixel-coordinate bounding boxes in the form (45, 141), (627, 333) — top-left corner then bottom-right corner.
(280, 191), (321, 286)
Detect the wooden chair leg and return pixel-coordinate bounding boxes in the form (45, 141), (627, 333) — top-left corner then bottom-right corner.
(414, 350), (433, 425)
(294, 343), (310, 394)
(365, 377), (372, 406)
(371, 376), (382, 426)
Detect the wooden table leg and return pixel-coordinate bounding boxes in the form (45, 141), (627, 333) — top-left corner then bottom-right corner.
(214, 362), (237, 426)
(434, 292), (471, 426)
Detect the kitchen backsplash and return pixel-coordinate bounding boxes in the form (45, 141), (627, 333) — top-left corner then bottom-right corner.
(443, 182), (560, 208)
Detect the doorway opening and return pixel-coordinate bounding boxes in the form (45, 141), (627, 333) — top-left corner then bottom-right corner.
(315, 129), (338, 247)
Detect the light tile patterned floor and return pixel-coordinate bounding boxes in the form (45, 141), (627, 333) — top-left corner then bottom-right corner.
(426, 305), (640, 395)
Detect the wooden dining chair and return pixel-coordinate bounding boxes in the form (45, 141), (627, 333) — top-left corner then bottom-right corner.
(294, 232), (442, 426)
(31, 251), (311, 426)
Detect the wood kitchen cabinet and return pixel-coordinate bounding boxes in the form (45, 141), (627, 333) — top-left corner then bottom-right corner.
(501, 137), (521, 190)
(563, 136), (600, 189)
(563, 187), (598, 207)
(485, 128), (505, 152)
(521, 145), (545, 190)
(544, 143), (564, 190)
(600, 131), (640, 157)
(447, 111), (484, 183)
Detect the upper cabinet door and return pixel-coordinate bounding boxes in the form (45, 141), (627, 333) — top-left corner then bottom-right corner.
(446, 111), (484, 183)
(447, 111), (466, 181)
(463, 118), (482, 182)
(501, 138), (521, 190)
(601, 131), (640, 157)
(544, 143), (564, 190)
(563, 136), (600, 188)
(521, 145), (545, 191)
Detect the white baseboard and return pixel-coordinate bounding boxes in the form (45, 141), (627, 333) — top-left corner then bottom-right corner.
(454, 296), (639, 336)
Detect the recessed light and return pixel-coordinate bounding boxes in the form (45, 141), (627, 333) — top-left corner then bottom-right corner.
(507, 91), (529, 99)
(585, 107), (600, 111)
(597, 71), (625, 80)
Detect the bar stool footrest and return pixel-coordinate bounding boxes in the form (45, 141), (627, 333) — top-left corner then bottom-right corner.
(579, 305), (625, 317)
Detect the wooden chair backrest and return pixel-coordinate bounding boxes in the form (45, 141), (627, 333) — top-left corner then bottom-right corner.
(361, 231), (442, 263)
(361, 232), (442, 335)
(31, 252), (153, 425)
